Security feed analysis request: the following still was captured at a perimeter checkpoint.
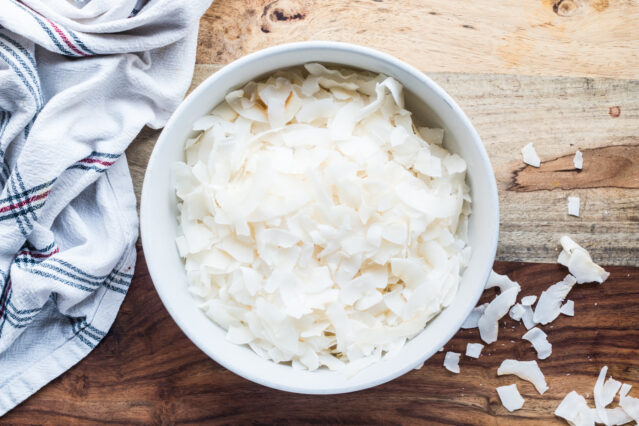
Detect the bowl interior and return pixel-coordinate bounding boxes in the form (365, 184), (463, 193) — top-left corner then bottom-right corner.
(140, 42), (499, 394)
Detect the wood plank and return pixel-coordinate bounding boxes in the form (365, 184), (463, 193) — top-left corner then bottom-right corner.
(197, 0), (639, 79)
(5, 248), (639, 424)
(126, 65), (639, 266)
(512, 145), (639, 191)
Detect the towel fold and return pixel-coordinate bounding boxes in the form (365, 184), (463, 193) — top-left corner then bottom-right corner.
(0, 0), (212, 415)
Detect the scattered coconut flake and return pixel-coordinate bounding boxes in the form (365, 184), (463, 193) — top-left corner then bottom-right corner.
(461, 303), (489, 329)
(574, 150), (583, 170)
(522, 327), (552, 360)
(522, 143), (541, 167)
(497, 384), (525, 412)
(521, 304), (537, 330)
(560, 300), (575, 317)
(558, 236), (610, 284)
(620, 395), (639, 424)
(466, 343), (484, 359)
(555, 391), (592, 425)
(509, 303), (525, 321)
(498, 359), (548, 394)
(414, 362), (424, 370)
(620, 384), (632, 398)
(594, 366), (610, 424)
(521, 295), (537, 306)
(444, 351), (461, 373)
(533, 274), (577, 325)
(478, 286), (520, 344)
(568, 196), (580, 217)
(602, 378), (623, 407)
(594, 366), (624, 425)
(486, 270), (521, 292)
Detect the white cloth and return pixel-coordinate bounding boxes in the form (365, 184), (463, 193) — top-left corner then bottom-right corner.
(0, 0), (211, 415)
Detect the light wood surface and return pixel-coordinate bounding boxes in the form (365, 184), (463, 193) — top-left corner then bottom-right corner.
(127, 65), (639, 266)
(197, 0), (639, 79)
(4, 250), (638, 424)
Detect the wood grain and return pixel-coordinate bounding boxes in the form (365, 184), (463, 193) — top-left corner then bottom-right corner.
(126, 65), (639, 266)
(512, 145), (639, 191)
(197, 0), (639, 79)
(4, 248), (639, 424)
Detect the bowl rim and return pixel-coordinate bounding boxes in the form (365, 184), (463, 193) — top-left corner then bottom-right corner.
(140, 40), (499, 394)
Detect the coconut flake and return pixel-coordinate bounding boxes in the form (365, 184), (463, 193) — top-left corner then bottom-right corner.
(478, 284), (520, 344)
(596, 407), (634, 425)
(486, 270), (521, 292)
(477, 271), (521, 344)
(533, 274), (577, 325)
(521, 295), (537, 306)
(568, 197), (580, 217)
(574, 150), (583, 170)
(560, 300), (575, 316)
(465, 343), (484, 359)
(509, 303), (525, 321)
(521, 304), (537, 329)
(620, 395), (639, 424)
(602, 377), (622, 407)
(620, 384), (632, 398)
(498, 359), (548, 394)
(444, 351), (461, 373)
(461, 303), (488, 329)
(497, 384), (525, 412)
(522, 327), (552, 360)
(558, 236), (610, 284)
(522, 143), (541, 167)
(555, 391), (591, 425)
(418, 127), (444, 145)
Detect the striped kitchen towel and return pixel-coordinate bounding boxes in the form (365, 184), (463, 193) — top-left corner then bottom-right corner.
(0, 0), (212, 415)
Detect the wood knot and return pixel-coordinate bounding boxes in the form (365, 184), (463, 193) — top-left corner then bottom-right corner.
(591, 0), (609, 12)
(553, 0), (583, 16)
(272, 9), (305, 21)
(261, 0), (306, 33)
(609, 106), (621, 118)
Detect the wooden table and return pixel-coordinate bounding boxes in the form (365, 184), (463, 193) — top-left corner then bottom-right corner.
(6, 0), (639, 423)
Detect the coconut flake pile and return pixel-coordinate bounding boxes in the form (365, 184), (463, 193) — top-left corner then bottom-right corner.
(555, 366), (637, 426)
(174, 64), (472, 372)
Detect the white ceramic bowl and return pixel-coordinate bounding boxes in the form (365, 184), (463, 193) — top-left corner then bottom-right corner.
(140, 41), (499, 394)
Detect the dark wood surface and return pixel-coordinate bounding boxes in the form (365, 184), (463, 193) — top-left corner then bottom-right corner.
(4, 247), (638, 424)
